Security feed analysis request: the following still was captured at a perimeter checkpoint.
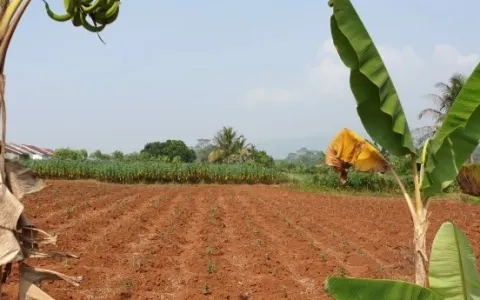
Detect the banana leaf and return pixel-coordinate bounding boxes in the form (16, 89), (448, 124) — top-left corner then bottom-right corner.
(422, 63), (480, 196)
(328, 0), (415, 157)
(429, 221), (480, 299)
(324, 277), (444, 300)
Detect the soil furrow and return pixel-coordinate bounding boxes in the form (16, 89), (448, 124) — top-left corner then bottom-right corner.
(3, 181), (480, 300)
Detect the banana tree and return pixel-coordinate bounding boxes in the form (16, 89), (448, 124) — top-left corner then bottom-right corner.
(0, 0), (120, 298)
(325, 221), (480, 299)
(326, 0), (480, 287)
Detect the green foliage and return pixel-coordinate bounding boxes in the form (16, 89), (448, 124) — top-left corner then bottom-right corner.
(23, 159), (286, 184)
(422, 63), (480, 196)
(325, 277), (443, 300)
(141, 140), (196, 163)
(111, 150), (124, 160)
(194, 139), (215, 163)
(250, 150), (274, 167)
(429, 222), (480, 298)
(325, 221), (480, 300)
(53, 148), (88, 160)
(329, 0), (415, 157)
(300, 164), (414, 194)
(89, 149), (111, 160)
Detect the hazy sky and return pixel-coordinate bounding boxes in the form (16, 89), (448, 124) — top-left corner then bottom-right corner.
(5, 0), (480, 158)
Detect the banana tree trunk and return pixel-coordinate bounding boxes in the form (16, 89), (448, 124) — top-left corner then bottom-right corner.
(413, 213), (429, 287)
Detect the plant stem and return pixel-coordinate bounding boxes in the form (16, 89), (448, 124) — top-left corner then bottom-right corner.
(390, 167), (416, 218)
(411, 153), (423, 214)
(0, 0), (31, 72)
(0, 0), (22, 42)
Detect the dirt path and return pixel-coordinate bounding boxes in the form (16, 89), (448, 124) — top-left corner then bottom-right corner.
(3, 180), (480, 299)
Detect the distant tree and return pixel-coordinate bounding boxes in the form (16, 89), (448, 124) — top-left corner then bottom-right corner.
(414, 73), (466, 145)
(141, 140), (196, 163)
(286, 147), (322, 166)
(250, 148), (274, 167)
(53, 148), (87, 160)
(209, 126), (251, 163)
(89, 150), (111, 160)
(140, 142), (163, 157)
(194, 139), (215, 163)
(79, 149), (88, 160)
(111, 150), (124, 160)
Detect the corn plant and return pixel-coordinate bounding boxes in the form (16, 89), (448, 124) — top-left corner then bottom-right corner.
(22, 160), (288, 185)
(325, 0), (480, 288)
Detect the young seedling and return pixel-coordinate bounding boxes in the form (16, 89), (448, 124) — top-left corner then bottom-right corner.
(326, 0), (480, 287)
(207, 261), (216, 274)
(201, 282), (211, 295)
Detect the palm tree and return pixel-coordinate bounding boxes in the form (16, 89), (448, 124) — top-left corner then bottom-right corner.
(208, 126), (252, 163)
(414, 73), (466, 145)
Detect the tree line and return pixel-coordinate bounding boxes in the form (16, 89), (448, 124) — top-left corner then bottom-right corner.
(52, 126), (280, 168)
(52, 72), (480, 170)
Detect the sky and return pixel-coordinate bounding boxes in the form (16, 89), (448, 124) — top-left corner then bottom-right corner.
(4, 0), (480, 159)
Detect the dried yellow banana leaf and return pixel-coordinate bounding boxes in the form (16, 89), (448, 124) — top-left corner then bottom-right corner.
(326, 128), (389, 184)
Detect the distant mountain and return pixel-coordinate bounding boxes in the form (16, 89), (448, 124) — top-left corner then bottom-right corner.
(252, 136), (330, 160)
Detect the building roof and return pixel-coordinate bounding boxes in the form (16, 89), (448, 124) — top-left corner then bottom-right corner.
(4, 142), (54, 156)
(23, 144), (52, 156)
(5, 144), (23, 155)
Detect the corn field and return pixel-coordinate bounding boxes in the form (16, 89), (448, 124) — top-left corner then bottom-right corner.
(22, 159), (288, 184)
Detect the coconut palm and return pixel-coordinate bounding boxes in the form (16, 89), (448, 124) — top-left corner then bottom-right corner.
(414, 73), (466, 144)
(208, 126), (252, 163)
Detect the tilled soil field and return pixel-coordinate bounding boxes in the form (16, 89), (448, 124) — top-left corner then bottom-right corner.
(3, 180), (480, 299)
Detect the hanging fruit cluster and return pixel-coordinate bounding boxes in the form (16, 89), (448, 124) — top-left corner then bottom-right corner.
(43, 0), (120, 33)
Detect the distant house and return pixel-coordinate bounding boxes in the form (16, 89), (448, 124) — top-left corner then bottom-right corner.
(4, 142), (54, 160)
(5, 144), (29, 160)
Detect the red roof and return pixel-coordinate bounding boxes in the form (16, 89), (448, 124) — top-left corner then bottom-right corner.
(9, 143), (32, 155)
(23, 144), (52, 156)
(5, 144), (23, 155)
(0, 142), (54, 156)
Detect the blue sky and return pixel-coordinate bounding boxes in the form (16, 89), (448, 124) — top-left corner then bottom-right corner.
(5, 0), (480, 158)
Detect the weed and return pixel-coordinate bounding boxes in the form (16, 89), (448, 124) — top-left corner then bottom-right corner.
(256, 239), (264, 247)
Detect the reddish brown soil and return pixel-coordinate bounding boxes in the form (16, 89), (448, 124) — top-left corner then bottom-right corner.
(3, 180), (480, 300)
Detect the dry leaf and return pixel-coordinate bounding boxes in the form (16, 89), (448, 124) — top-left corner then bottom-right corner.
(22, 249), (79, 260)
(19, 274), (55, 300)
(325, 128), (389, 184)
(20, 263), (83, 286)
(5, 159), (45, 201)
(0, 183), (24, 265)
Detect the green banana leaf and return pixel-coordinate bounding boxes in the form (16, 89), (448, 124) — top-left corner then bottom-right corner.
(429, 221), (480, 299)
(328, 0), (415, 157)
(324, 277), (444, 300)
(421, 63), (480, 196)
